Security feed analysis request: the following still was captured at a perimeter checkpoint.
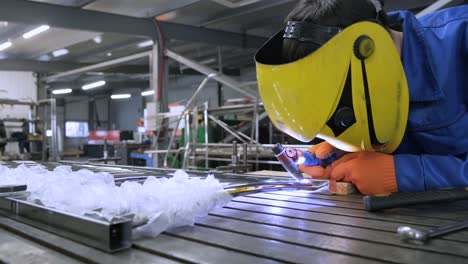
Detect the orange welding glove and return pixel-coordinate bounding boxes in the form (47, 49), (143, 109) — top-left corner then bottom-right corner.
(298, 141), (336, 179)
(329, 152), (398, 195)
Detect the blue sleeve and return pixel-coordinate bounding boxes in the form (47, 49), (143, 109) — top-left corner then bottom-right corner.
(394, 154), (468, 192)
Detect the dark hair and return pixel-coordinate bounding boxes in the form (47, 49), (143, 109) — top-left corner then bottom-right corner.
(282, 0), (389, 62)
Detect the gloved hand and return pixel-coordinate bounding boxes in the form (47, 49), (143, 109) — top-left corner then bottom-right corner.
(329, 152), (398, 195)
(298, 141), (336, 179)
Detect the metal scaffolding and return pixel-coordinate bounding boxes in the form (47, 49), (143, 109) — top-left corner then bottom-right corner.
(0, 98), (58, 161)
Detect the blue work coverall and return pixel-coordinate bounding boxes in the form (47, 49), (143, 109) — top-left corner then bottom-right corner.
(389, 6), (468, 192)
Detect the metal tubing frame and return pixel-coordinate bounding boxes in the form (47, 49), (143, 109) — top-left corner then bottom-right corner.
(163, 76), (212, 167)
(188, 156), (281, 165)
(150, 43), (160, 167)
(221, 107), (267, 144)
(416, 0), (457, 18)
(191, 106), (199, 168)
(44, 51), (151, 83)
(165, 49), (256, 99)
(254, 95), (260, 170)
(38, 98), (58, 161)
(0, 196), (132, 252)
(182, 112), (191, 169)
(191, 142), (311, 149)
(208, 114), (259, 144)
(0, 99), (36, 106)
(204, 102), (209, 169)
(208, 115), (247, 143)
(186, 142), (313, 169)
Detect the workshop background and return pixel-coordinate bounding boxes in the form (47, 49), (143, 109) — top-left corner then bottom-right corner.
(0, 1), (467, 264)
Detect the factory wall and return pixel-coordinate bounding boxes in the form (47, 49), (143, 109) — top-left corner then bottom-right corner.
(148, 68), (258, 109)
(60, 69), (257, 152)
(109, 88), (143, 131)
(62, 96), (89, 151)
(0, 71), (37, 155)
(61, 89), (143, 151)
(166, 75), (220, 107)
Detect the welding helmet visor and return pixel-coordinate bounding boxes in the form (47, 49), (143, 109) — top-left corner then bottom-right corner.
(255, 21), (408, 153)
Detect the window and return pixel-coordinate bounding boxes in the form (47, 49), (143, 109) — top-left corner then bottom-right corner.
(65, 121), (89, 138)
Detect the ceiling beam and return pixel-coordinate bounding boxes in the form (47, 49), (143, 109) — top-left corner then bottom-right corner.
(0, 58), (240, 77)
(0, 23), (29, 42)
(147, 0), (200, 17)
(65, 38), (144, 61)
(0, 58), (149, 73)
(0, 0), (266, 49)
(48, 81), (150, 90)
(78, 0), (96, 8)
(200, 0), (294, 27)
(0, 59), (83, 72)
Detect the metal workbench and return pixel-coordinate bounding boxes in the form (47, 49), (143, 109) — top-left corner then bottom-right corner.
(0, 162), (467, 264)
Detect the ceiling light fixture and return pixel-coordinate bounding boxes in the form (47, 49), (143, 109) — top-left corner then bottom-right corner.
(0, 41), (12, 51)
(138, 40), (154, 48)
(52, 88), (72, 95)
(52, 49), (69, 57)
(82, 80), (106, 90)
(23, 25), (50, 39)
(111, 94), (131, 99)
(141, 90), (155, 96)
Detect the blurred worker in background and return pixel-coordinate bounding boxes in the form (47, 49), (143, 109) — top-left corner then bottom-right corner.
(0, 121), (7, 156)
(11, 119), (30, 158)
(255, 0), (467, 195)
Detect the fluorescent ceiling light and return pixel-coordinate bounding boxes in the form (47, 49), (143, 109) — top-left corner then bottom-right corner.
(38, 54), (51, 61)
(23, 25), (50, 39)
(0, 41), (12, 51)
(52, 48), (69, 57)
(82, 80), (106, 90)
(138, 40), (154, 48)
(141, 90), (154, 96)
(52, 88), (72, 95)
(111, 94), (131, 99)
(93, 36), (102, 44)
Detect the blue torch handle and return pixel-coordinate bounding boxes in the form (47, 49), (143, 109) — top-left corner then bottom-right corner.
(302, 151), (338, 167)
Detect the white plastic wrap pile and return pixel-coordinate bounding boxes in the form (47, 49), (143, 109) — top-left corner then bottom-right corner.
(0, 165), (232, 238)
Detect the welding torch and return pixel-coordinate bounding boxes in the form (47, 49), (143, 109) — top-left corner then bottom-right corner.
(272, 143), (338, 182)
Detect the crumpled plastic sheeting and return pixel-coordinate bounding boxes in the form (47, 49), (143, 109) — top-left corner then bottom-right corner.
(0, 165), (232, 238)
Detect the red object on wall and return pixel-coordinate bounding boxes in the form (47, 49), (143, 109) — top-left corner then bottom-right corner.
(89, 130), (120, 142)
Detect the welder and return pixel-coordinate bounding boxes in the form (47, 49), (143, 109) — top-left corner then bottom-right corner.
(255, 0), (468, 195)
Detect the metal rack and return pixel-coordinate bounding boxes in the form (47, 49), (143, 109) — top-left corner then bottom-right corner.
(0, 98), (58, 161)
(150, 100), (270, 170)
(146, 93), (309, 172)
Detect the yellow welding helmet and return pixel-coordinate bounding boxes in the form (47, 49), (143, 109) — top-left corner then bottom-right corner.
(255, 21), (408, 153)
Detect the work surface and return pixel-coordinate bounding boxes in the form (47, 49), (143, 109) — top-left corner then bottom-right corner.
(1, 188), (468, 263)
